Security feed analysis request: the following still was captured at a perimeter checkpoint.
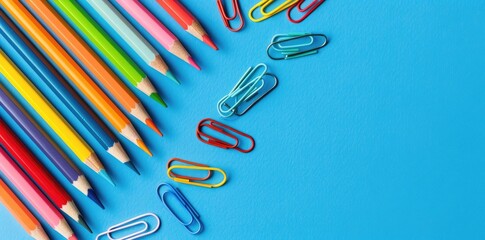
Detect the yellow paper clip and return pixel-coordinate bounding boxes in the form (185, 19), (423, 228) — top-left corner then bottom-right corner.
(249, 0), (299, 22)
(167, 165), (227, 188)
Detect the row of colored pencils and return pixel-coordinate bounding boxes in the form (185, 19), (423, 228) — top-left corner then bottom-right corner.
(0, 0), (216, 239)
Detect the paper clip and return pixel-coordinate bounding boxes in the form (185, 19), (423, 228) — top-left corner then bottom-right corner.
(196, 118), (255, 153)
(157, 183), (203, 234)
(167, 165), (227, 188)
(167, 158), (212, 181)
(217, 0), (244, 32)
(217, 63), (278, 117)
(95, 213), (160, 240)
(249, 0), (299, 22)
(267, 33), (328, 60)
(287, 0), (325, 23)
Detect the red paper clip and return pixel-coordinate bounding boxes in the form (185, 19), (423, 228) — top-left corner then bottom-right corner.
(287, 0), (325, 23)
(167, 158), (212, 181)
(217, 0), (245, 32)
(196, 118), (255, 153)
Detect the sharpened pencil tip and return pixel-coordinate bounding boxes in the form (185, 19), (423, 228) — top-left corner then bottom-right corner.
(136, 139), (152, 156)
(165, 70), (180, 85)
(188, 56), (201, 70)
(203, 35), (218, 50)
(125, 161), (140, 175)
(146, 118), (163, 136)
(99, 169), (115, 186)
(87, 189), (104, 209)
(150, 93), (167, 108)
(78, 216), (92, 233)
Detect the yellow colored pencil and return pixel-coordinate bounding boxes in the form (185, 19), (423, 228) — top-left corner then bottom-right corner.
(0, 49), (114, 185)
(0, 0), (152, 156)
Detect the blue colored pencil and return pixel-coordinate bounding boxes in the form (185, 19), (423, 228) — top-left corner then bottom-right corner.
(0, 12), (139, 174)
(0, 84), (104, 208)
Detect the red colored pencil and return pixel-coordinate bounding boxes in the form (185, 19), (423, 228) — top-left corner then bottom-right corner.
(0, 119), (91, 232)
(156, 0), (218, 50)
(0, 146), (76, 240)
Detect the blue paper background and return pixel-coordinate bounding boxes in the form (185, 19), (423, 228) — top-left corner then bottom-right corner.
(1, 0), (485, 239)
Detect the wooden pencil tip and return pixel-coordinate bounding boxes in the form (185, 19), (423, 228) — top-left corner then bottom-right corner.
(188, 56), (201, 70)
(150, 93), (168, 108)
(99, 170), (115, 186)
(125, 161), (140, 175)
(146, 118), (163, 136)
(31, 227), (49, 240)
(108, 142), (131, 164)
(165, 70), (180, 85)
(78, 216), (92, 233)
(87, 189), (104, 209)
(136, 139), (153, 156)
(203, 35), (218, 50)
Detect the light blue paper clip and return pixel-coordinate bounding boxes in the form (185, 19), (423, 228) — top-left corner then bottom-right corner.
(217, 63), (278, 117)
(267, 33), (328, 60)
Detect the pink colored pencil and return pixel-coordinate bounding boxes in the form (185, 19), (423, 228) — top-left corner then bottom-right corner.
(0, 147), (76, 240)
(116, 0), (200, 70)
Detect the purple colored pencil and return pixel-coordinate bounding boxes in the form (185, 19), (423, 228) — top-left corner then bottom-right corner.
(0, 85), (104, 208)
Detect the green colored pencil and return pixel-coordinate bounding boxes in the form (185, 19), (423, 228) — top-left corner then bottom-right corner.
(50, 0), (166, 106)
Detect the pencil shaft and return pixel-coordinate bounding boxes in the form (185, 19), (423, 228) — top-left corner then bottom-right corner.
(85, 0), (160, 69)
(0, 82), (79, 182)
(115, 0), (199, 69)
(0, 49), (91, 164)
(156, 0), (217, 49)
(0, 119), (84, 224)
(0, 147), (75, 240)
(0, 46), (105, 175)
(0, 0), (149, 154)
(0, 179), (49, 240)
(0, 83), (100, 206)
(25, 0), (165, 129)
(49, 0), (150, 88)
(0, 9), (130, 165)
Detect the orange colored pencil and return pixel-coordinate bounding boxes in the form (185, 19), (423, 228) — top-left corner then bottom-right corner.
(25, 0), (163, 135)
(0, 179), (49, 240)
(156, 0), (218, 50)
(1, 0), (152, 155)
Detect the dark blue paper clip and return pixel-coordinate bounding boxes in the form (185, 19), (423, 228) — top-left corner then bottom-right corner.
(157, 183), (203, 234)
(267, 33), (328, 60)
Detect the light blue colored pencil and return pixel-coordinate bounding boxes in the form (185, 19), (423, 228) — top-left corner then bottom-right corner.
(0, 11), (138, 176)
(85, 0), (179, 84)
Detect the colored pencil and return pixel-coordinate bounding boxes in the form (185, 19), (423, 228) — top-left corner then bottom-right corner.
(115, 0), (201, 70)
(0, 147), (77, 240)
(85, 0), (179, 84)
(0, 11), (138, 174)
(0, 119), (91, 232)
(0, 84), (104, 208)
(0, 0), (153, 156)
(26, 0), (166, 133)
(0, 49), (114, 185)
(0, 179), (49, 240)
(47, 0), (168, 108)
(156, 0), (218, 50)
